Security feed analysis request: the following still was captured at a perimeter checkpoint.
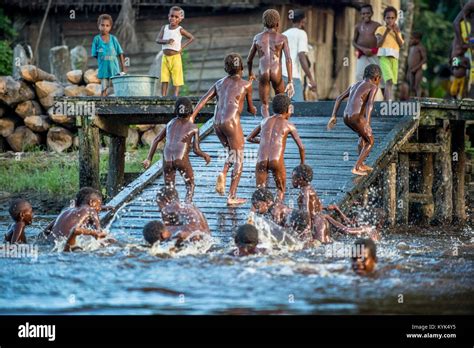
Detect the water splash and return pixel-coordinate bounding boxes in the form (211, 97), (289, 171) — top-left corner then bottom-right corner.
(149, 231), (215, 257)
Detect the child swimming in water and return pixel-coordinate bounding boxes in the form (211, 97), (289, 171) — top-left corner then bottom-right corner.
(5, 198), (33, 244)
(143, 97), (211, 203)
(142, 220), (172, 245)
(250, 187), (292, 226)
(156, 186), (210, 246)
(44, 187), (108, 252)
(351, 238), (377, 275)
(232, 224), (263, 256)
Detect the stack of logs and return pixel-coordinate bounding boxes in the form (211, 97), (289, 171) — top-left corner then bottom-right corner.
(0, 65), (163, 152)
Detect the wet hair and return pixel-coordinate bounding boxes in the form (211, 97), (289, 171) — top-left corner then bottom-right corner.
(174, 97), (193, 118)
(170, 6), (184, 18)
(143, 220), (167, 245)
(9, 199), (31, 221)
(235, 224), (259, 247)
(360, 4), (373, 13)
(156, 185), (179, 204)
(76, 187), (102, 207)
(272, 93), (290, 114)
(251, 188), (274, 207)
(293, 164), (313, 183)
(291, 9), (305, 23)
(383, 6), (398, 19)
(97, 14), (113, 27)
(224, 53), (243, 75)
(363, 64), (382, 80)
(263, 9), (280, 28)
(353, 238), (377, 261)
(289, 210), (309, 233)
(412, 32), (422, 40)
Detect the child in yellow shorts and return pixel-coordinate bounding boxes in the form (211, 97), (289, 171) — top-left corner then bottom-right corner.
(156, 6), (195, 97)
(450, 46), (470, 99)
(375, 6), (404, 101)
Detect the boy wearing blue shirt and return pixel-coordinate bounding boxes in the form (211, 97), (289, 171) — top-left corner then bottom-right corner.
(91, 14), (127, 96)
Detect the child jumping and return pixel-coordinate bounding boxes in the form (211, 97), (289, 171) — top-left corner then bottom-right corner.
(143, 97), (211, 202)
(247, 9), (294, 118)
(91, 14), (127, 96)
(156, 6), (195, 97)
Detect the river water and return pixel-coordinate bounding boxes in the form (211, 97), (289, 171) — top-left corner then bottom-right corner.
(1, 214), (473, 315)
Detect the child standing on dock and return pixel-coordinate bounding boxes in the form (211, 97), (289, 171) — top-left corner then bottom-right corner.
(4, 199), (33, 244)
(91, 14), (127, 96)
(375, 6), (404, 101)
(143, 97), (211, 202)
(156, 6), (195, 97)
(407, 32), (427, 97)
(450, 46), (470, 99)
(191, 53), (257, 206)
(247, 94), (305, 202)
(247, 9), (294, 118)
(327, 64), (381, 176)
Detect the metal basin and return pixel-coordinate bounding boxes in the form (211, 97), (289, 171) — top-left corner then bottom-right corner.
(111, 74), (159, 96)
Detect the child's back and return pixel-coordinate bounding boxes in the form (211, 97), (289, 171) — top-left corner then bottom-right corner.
(254, 31), (287, 76)
(163, 117), (197, 161)
(214, 75), (252, 125)
(51, 206), (97, 238)
(344, 80), (376, 117)
(258, 115), (292, 162)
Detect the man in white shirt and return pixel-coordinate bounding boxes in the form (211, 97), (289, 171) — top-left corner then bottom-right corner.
(282, 9), (317, 101)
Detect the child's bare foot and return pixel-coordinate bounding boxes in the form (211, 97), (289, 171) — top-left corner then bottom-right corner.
(360, 164), (373, 172)
(352, 168), (368, 176)
(215, 173), (226, 195)
(227, 197), (246, 206)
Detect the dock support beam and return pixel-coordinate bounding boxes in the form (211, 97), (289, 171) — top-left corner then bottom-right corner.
(78, 116), (100, 190)
(433, 120), (453, 224)
(383, 162), (397, 226)
(397, 153), (409, 224)
(421, 153), (434, 224)
(451, 120), (466, 223)
(106, 135), (126, 198)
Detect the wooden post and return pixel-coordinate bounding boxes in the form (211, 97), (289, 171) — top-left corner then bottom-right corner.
(383, 162), (397, 226)
(433, 120), (453, 224)
(421, 153), (434, 224)
(397, 153), (410, 224)
(78, 116), (100, 190)
(451, 120), (466, 223)
(106, 135), (126, 198)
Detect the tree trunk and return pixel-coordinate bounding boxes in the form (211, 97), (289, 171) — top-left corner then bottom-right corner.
(397, 0), (415, 88)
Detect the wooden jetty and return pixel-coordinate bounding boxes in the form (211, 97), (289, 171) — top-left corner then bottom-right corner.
(59, 97), (473, 240)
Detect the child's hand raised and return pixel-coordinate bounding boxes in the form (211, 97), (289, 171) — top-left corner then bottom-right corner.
(142, 159), (151, 169)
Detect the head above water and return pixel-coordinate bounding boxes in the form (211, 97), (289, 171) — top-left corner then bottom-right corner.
(9, 198), (33, 224)
(263, 9), (280, 29)
(175, 97), (193, 118)
(235, 224), (259, 255)
(156, 185), (179, 208)
(224, 53), (244, 76)
(251, 187), (274, 214)
(359, 4), (373, 22)
(363, 64), (382, 85)
(143, 220), (171, 245)
(292, 164), (313, 188)
(289, 210), (309, 234)
(272, 93), (292, 115)
(352, 238), (377, 275)
(76, 187), (103, 212)
(97, 14), (113, 34)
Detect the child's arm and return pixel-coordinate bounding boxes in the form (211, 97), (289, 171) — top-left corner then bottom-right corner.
(190, 84), (217, 122)
(376, 27), (390, 48)
(246, 82), (257, 115)
(118, 54), (127, 73)
(282, 36), (294, 98)
(289, 124), (305, 164)
(246, 125), (261, 144)
(42, 219), (55, 236)
(326, 204), (354, 225)
(179, 27), (195, 52)
(192, 128), (211, 164)
(143, 127), (167, 169)
(10, 222), (26, 244)
(247, 40), (258, 81)
(156, 25), (171, 45)
(327, 86), (351, 130)
(410, 46), (427, 72)
(364, 86), (378, 124)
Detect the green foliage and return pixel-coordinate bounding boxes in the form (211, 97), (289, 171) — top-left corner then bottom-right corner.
(0, 8), (17, 76)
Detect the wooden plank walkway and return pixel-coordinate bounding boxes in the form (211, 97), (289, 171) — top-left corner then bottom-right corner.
(106, 103), (404, 242)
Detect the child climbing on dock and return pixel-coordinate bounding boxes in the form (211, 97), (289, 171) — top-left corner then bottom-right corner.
(143, 97), (211, 203)
(327, 64), (381, 176)
(91, 13), (127, 96)
(247, 9), (294, 117)
(156, 6), (195, 97)
(191, 53), (257, 206)
(4, 199), (33, 244)
(247, 94), (305, 202)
